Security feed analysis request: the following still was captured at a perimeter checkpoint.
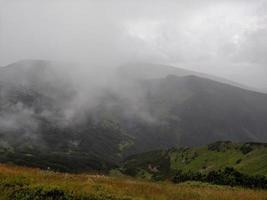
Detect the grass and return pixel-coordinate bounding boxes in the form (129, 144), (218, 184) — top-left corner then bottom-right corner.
(169, 143), (267, 176)
(123, 141), (267, 179)
(0, 164), (267, 200)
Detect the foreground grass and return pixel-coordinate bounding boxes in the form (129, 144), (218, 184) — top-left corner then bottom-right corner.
(0, 164), (267, 200)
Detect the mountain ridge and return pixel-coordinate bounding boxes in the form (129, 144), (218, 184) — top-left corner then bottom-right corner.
(0, 60), (267, 171)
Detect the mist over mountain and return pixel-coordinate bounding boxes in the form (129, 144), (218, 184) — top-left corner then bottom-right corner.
(0, 60), (267, 171)
(118, 63), (258, 92)
(2, 0), (267, 91)
(1, 2), (267, 199)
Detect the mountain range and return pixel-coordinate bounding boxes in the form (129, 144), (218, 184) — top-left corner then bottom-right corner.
(0, 60), (267, 172)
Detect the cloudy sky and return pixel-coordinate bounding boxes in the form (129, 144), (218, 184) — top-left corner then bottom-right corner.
(0, 0), (267, 90)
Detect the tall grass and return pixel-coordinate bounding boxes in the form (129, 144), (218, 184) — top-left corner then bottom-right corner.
(0, 164), (267, 200)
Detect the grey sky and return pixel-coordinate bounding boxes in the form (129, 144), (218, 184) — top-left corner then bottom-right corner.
(0, 0), (267, 89)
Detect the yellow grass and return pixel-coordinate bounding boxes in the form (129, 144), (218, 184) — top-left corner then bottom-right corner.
(0, 164), (267, 200)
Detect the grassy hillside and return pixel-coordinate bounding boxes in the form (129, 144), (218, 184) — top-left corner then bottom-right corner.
(122, 141), (267, 179)
(0, 164), (267, 200)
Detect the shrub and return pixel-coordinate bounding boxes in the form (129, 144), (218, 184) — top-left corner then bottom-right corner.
(10, 186), (75, 200)
(172, 167), (267, 189)
(240, 145), (253, 154)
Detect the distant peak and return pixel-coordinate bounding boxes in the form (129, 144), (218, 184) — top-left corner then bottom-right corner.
(6, 59), (51, 66)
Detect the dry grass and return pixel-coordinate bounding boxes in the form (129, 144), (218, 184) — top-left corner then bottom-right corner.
(0, 164), (267, 200)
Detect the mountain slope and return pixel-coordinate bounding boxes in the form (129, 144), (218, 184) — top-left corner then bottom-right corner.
(0, 60), (267, 171)
(0, 60), (128, 172)
(115, 74), (267, 154)
(122, 141), (267, 178)
(118, 63), (251, 90)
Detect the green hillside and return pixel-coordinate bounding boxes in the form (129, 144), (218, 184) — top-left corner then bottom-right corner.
(122, 141), (267, 179)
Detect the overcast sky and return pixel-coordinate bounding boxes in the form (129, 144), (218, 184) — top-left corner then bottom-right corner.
(0, 0), (267, 90)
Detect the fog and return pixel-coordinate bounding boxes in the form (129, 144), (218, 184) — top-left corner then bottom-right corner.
(0, 0), (267, 90)
(1, 0), (267, 162)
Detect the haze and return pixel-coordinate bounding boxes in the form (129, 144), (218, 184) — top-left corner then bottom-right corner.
(0, 0), (267, 90)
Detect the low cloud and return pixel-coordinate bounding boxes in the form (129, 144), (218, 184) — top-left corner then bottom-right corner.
(0, 0), (266, 88)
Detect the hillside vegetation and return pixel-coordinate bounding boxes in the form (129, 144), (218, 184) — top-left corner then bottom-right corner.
(122, 141), (267, 179)
(0, 164), (267, 200)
